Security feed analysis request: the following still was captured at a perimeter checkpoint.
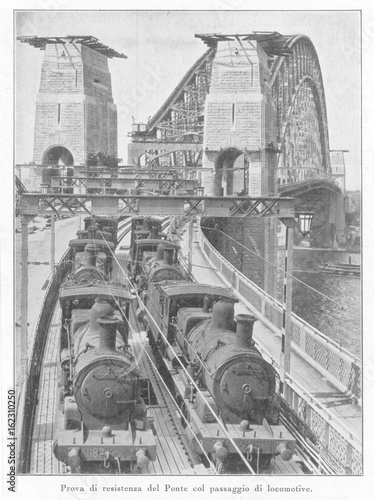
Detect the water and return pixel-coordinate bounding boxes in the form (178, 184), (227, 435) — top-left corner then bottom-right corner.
(292, 252), (361, 358)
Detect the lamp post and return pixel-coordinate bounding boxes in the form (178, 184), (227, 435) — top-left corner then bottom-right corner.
(279, 212), (313, 396)
(298, 212), (314, 238)
(188, 187), (205, 274)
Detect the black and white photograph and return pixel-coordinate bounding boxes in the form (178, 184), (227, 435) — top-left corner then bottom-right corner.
(1, 2), (373, 499)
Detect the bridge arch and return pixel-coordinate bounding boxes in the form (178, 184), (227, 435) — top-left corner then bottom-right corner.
(213, 147), (249, 196)
(271, 35), (331, 185)
(130, 33), (332, 192)
(42, 145), (74, 166)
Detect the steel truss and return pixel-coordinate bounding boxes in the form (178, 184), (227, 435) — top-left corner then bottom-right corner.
(20, 193), (294, 219)
(155, 64), (213, 143)
(49, 176), (198, 194)
(78, 167), (209, 179)
(271, 36), (331, 185)
(133, 33), (331, 186)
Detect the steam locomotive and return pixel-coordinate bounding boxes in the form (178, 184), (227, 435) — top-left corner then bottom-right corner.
(53, 216), (156, 473)
(130, 218), (296, 473)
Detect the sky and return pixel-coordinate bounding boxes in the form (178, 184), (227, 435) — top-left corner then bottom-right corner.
(15, 10), (361, 189)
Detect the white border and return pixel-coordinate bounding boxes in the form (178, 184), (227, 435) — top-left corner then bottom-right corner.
(1, 2), (373, 499)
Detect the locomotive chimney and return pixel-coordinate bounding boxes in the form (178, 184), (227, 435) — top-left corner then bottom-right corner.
(235, 314), (257, 349)
(143, 217), (151, 231)
(82, 243), (97, 267)
(97, 315), (119, 353)
(87, 222), (98, 239)
(150, 226), (159, 239)
(203, 296), (210, 313)
(144, 217), (159, 238)
(156, 243), (165, 261)
(163, 247), (174, 265)
(90, 299), (113, 332)
(211, 300), (235, 330)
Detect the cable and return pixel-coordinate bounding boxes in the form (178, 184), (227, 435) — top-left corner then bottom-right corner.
(89, 250), (218, 471)
(79, 221), (219, 468)
(99, 221), (358, 475)
(105, 220), (351, 475)
(99, 228), (256, 474)
(201, 226), (360, 319)
(133, 329), (218, 473)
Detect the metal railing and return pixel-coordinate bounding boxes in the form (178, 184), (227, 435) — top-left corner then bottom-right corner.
(199, 226), (361, 400)
(198, 224), (362, 474)
(16, 249), (73, 473)
(277, 166), (330, 185)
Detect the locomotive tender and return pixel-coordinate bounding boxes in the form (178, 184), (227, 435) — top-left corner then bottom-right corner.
(53, 216), (156, 473)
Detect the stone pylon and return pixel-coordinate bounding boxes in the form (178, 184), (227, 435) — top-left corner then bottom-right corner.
(18, 36), (126, 166)
(201, 38), (277, 197)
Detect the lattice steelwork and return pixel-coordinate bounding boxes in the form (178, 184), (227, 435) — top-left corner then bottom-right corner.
(136, 33), (331, 185)
(328, 427), (349, 470)
(271, 36), (331, 185)
(351, 446), (363, 475)
(311, 409), (327, 446)
(157, 63), (213, 142)
(20, 193), (294, 219)
(130, 49), (214, 169)
(199, 224), (362, 475)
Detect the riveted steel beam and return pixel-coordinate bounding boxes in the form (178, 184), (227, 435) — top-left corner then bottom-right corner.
(48, 176), (198, 194)
(20, 193), (294, 218)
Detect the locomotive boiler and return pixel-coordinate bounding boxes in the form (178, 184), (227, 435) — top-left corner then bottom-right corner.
(142, 280), (295, 470)
(53, 215), (156, 473)
(54, 298), (156, 473)
(174, 300), (279, 425)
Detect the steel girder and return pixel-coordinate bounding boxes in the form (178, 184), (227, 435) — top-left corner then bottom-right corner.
(271, 35), (331, 185)
(20, 193), (294, 219)
(132, 33), (331, 187)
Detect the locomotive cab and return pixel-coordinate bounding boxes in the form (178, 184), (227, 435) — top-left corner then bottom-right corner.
(69, 238), (114, 278)
(130, 238), (167, 280)
(83, 216), (118, 245)
(128, 216), (163, 250)
(59, 286), (132, 352)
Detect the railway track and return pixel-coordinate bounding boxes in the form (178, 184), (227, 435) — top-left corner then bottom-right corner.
(130, 331), (209, 474)
(116, 251), (209, 474)
(30, 303), (66, 474)
(28, 250), (206, 475)
(26, 218), (306, 476)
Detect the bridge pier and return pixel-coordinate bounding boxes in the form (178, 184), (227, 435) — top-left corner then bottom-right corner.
(308, 189), (346, 248)
(199, 38), (279, 297)
(202, 217), (278, 298)
(20, 218), (29, 382)
(201, 38), (277, 198)
(335, 191), (346, 245)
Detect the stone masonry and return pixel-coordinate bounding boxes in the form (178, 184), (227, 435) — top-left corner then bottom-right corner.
(201, 39), (277, 196)
(33, 41), (118, 165)
(200, 39), (278, 296)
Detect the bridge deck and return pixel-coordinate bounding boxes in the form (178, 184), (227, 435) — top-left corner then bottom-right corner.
(20, 216), (356, 475)
(28, 251), (206, 475)
(30, 304), (64, 474)
(129, 324), (207, 475)
(179, 223), (362, 442)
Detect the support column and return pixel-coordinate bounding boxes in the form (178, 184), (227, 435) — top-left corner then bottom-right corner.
(213, 169), (223, 196)
(20, 217), (29, 381)
(279, 219), (294, 397)
(335, 191), (346, 246)
(51, 214), (56, 272)
(188, 217), (194, 275)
